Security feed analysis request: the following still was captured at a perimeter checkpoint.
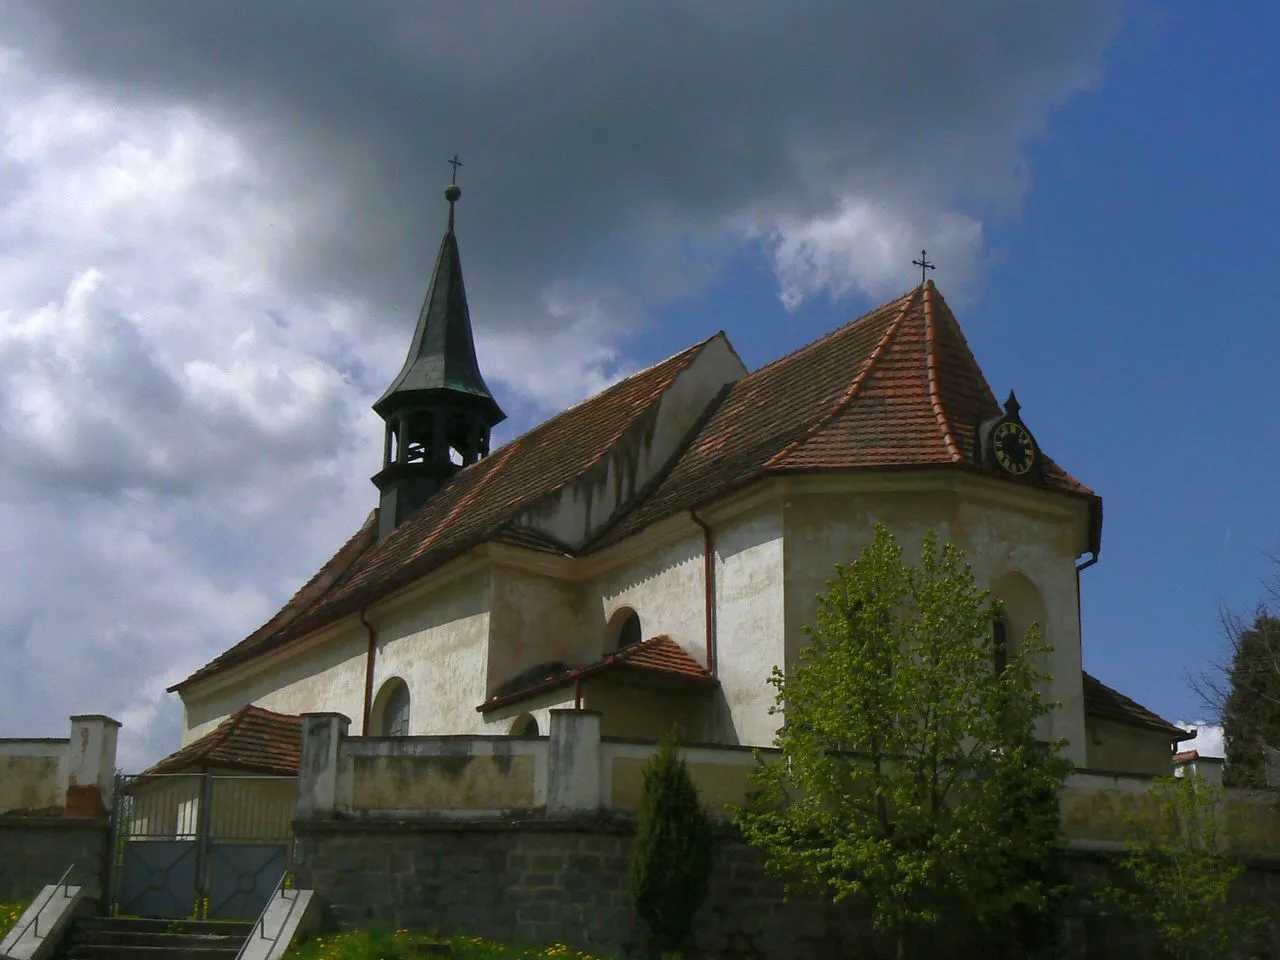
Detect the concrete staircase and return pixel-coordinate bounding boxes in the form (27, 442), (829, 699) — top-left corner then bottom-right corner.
(58, 917), (253, 960)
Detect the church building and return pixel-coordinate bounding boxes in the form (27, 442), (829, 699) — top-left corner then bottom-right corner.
(160, 178), (1188, 779)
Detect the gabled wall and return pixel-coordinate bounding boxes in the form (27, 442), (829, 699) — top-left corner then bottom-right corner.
(781, 475), (1091, 767)
(486, 566), (590, 699)
(514, 334), (745, 549)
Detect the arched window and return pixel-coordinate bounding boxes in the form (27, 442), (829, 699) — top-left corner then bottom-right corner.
(510, 713), (539, 738)
(993, 615), (1009, 676)
(377, 678), (411, 737)
(615, 609), (642, 650)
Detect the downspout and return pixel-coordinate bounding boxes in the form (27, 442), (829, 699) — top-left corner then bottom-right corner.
(1074, 551), (1099, 637)
(574, 674), (583, 711)
(360, 607), (376, 735)
(689, 510), (717, 676)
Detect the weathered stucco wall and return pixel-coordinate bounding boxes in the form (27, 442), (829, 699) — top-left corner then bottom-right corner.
(487, 566), (588, 697)
(368, 568), (492, 736)
(335, 736), (547, 816)
(581, 680), (716, 741)
(781, 476), (1090, 766)
(712, 503), (786, 747)
(1085, 718), (1176, 777)
(0, 742), (67, 814)
(603, 740), (774, 818)
(182, 625), (369, 743)
(589, 531), (706, 664)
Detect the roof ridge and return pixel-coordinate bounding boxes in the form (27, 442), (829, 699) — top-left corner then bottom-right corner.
(492, 334), (716, 456)
(746, 287), (917, 380)
(765, 286), (921, 468)
(923, 281), (962, 461)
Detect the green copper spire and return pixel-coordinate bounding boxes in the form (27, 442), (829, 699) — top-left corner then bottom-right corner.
(371, 166), (506, 539)
(373, 179), (504, 424)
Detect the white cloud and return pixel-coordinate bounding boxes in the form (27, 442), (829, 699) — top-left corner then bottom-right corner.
(1176, 721), (1225, 759)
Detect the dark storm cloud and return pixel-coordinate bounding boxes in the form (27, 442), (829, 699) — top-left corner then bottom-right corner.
(6, 0), (1119, 327)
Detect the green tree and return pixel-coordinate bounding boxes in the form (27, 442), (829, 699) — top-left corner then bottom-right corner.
(629, 727), (715, 954)
(733, 525), (1071, 960)
(1191, 554), (1280, 788)
(1103, 773), (1262, 960)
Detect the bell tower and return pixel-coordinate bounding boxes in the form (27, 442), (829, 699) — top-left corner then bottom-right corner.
(371, 163), (506, 540)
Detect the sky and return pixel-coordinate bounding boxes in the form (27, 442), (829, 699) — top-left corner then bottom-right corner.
(0, 1), (1273, 769)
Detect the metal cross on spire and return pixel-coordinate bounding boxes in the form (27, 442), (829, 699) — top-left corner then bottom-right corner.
(912, 249), (936, 286)
(445, 155), (463, 231)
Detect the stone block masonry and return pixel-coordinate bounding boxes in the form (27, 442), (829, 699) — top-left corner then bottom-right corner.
(0, 817), (111, 903)
(293, 817), (1280, 960)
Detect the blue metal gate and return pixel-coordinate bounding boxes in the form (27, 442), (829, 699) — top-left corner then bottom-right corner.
(108, 773), (296, 920)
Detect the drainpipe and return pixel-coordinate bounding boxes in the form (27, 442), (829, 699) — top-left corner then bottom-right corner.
(574, 674), (583, 711)
(360, 607), (376, 735)
(689, 510), (717, 676)
(1074, 551), (1099, 638)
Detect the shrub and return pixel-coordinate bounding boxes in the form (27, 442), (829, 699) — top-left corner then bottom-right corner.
(628, 728), (715, 952)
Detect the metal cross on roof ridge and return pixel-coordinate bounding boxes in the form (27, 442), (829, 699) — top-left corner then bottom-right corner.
(448, 154), (463, 185)
(912, 249), (935, 286)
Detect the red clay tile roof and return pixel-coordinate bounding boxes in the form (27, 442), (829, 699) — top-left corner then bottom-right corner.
(172, 338), (714, 692)
(141, 705), (303, 776)
(1082, 672), (1190, 740)
(478, 635), (716, 713)
(176, 282), (1102, 692)
(592, 282), (1098, 548)
(1172, 750), (1221, 764)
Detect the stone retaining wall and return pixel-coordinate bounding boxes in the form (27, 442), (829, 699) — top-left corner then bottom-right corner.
(294, 818), (1280, 959)
(0, 816), (111, 903)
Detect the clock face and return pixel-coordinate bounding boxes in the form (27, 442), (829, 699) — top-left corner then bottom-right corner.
(993, 421), (1035, 476)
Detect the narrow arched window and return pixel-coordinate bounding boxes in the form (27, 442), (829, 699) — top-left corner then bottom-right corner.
(993, 616), (1009, 676)
(380, 679), (411, 737)
(617, 610), (642, 649)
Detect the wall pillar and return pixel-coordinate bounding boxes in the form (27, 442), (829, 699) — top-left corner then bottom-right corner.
(64, 715), (121, 819)
(546, 709), (601, 818)
(297, 713), (350, 821)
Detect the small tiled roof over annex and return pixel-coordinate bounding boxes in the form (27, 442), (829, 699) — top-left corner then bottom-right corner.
(141, 705), (303, 777)
(176, 282), (1101, 692)
(479, 634), (716, 713)
(172, 337), (716, 691)
(1082, 672), (1190, 741)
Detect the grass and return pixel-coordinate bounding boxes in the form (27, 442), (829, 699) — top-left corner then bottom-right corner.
(284, 929), (624, 960)
(0, 902), (31, 942)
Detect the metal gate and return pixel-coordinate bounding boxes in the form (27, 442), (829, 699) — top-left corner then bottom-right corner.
(107, 773), (297, 920)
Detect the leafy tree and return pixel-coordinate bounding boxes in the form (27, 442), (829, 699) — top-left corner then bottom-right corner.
(1103, 773), (1264, 960)
(1192, 556), (1280, 788)
(629, 727), (715, 954)
(733, 525), (1071, 960)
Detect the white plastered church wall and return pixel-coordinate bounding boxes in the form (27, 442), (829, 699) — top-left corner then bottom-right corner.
(180, 623), (369, 744)
(780, 474), (1090, 768)
(367, 567), (492, 735)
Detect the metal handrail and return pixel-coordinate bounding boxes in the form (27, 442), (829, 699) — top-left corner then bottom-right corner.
(6, 863), (77, 944)
(233, 871), (293, 960)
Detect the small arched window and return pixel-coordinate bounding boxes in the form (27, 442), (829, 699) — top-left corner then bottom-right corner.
(617, 610), (642, 649)
(993, 616), (1009, 676)
(379, 678), (411, 737)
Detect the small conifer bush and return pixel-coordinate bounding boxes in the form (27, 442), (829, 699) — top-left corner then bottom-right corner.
(628, 727), (715, 953)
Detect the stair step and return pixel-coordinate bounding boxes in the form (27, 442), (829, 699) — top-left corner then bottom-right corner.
(74, 918), (254, 938)
(66, 947), (243, 960)
(71, 931), (245, 949)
